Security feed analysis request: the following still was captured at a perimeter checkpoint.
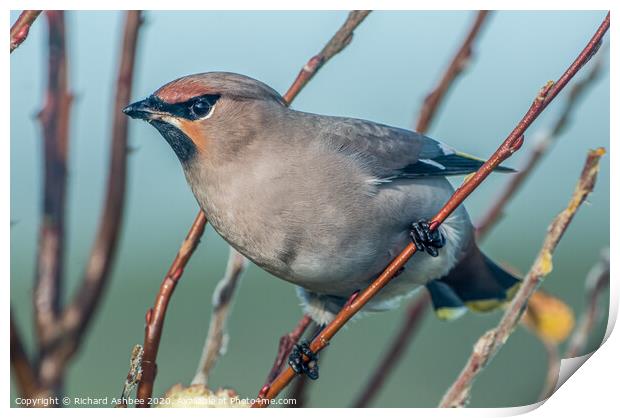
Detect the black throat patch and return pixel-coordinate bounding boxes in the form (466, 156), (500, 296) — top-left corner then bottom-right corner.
(149, 120), (196, 164)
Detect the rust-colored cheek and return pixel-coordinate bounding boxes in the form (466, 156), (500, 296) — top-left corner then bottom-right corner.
(178, 120), (210, 153)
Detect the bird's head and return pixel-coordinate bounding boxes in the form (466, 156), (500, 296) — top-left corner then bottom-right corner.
(123, 72), (285, 165)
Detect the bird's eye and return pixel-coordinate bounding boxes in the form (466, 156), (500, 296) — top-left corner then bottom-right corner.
(190, 99), (213, 118)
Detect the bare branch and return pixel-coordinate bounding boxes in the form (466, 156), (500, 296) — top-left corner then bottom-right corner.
(476, 47), (607, 240)
(564, 248), (610, 359)
(136, 213), (209, 405)
(136, 10), (373, 405)
(10, 10), (42, 53)
(254, 13), (610, 406)
(439, 148), (605, 407)
(34, 10), (71, 356)
(416, 10), (491, 133)
(192, 248), (248, 385)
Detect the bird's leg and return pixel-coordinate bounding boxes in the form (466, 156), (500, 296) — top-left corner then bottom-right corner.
(288, 340), (319, 380)
(410, 219), (445, 257)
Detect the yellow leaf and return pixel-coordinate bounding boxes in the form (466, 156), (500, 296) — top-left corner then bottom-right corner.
(522, 290), (575, 344)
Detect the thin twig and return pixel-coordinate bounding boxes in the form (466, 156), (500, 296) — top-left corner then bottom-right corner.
(10, 10), (42, 53)
(564, 248), (610, 359)
(283, 10), (371, 104)
(352, 294), (430, 407)
(136, 214), (208, 405)
(192, 248), (248, 385)
(355, 11), (490, 406)
(416, 10), (490, 133)
(253, 13), (610, 407)
(34, 11), (71, 375)
(136, 10), (373, 405)
(439, 148), (604, 407)
(476, 45), (607, 240)
(264, 315), (313, 387)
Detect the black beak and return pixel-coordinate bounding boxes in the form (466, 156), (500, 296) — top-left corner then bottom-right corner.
(123, 97), (157, 120)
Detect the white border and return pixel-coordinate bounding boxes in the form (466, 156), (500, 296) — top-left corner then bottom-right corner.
(4, 2), (616, 417)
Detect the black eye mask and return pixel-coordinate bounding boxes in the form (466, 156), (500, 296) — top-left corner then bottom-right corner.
(148, 94), (221, 121)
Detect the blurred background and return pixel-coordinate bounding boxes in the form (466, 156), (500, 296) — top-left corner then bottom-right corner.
(10, 10), (609, 407)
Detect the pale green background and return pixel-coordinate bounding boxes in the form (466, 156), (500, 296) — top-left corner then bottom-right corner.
(11, 10), (609, 407)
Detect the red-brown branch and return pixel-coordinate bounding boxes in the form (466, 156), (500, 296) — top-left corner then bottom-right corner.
(476, 46), (606, 240)
(352, 294), (430, 407)
(439, 148), (604, 407)
(10, 10), (42, 53)
(135, 10), (373, 405)
(253, 12), (610, 407)
(283, 10), (370, 104)
(136, 213), (208, 405)
(415, 10), (490, 133)
(34, 11), (71, 367)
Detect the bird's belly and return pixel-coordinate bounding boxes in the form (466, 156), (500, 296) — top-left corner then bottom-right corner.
(191, 163), (471, 301)
(206, 204), (392, 294)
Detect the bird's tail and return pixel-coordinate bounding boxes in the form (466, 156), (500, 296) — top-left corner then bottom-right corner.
(425, 243), (521, 321)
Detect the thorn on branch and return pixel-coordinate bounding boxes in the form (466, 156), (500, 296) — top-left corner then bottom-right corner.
(537, 80), (555, 103)
(508, 134), (525, 153)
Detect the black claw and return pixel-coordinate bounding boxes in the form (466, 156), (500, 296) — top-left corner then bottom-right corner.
(410, 219), (445, 257)
(288, 341), (319, 380)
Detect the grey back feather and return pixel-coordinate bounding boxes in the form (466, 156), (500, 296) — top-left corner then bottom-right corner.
(288, 111), (509, 181)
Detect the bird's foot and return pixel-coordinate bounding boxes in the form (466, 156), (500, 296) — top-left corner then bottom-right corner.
(410, 219), (445, 257)
(288, 341), (319, 380)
